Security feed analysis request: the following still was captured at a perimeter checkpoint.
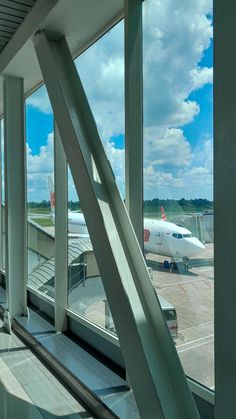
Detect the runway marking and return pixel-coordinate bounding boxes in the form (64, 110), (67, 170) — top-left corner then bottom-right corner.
(178, 283), (187, 293)
(192, 282), (199, 291)
(177, 334), (214, 353)
(203, 280), (212, 288)
(156, 278), (212, 288)
(179, 321), (214, 333)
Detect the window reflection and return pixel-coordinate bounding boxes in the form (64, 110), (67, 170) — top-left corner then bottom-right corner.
(25, 86), (55, 299)
(143, 0), (214, 388)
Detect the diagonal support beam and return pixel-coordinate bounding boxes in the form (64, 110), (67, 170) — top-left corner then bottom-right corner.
(34, 32), (200, 419)
(125, 0), (143, 251)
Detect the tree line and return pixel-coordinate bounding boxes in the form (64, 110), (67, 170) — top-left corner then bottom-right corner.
(28, 198), (213, 212)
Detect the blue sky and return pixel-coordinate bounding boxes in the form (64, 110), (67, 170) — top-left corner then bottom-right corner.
(26, 105), (53, 155)
(184, 40), (213, 148)
(25, 1), (213, 202)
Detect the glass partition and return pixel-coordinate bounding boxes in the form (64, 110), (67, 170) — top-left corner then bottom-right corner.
(26, 86), (55, 299)
(67, 169), (115, 334)
(143, 0), (213, 389)
(67, 22), (124, 333)
(75, 20), (125, 197)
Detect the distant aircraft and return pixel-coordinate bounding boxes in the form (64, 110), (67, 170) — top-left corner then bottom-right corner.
(48, 177), (205, 262)
(144, 216), (205, 261)
(48, 176), (88, 236)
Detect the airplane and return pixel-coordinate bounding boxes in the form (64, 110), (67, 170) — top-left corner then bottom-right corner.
(48, 177), (205, 263)
(144, 215), (205, 261)
(48, 176), (88, 236)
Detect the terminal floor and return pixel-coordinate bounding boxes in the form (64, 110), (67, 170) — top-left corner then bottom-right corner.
(0, 319), (94, 419)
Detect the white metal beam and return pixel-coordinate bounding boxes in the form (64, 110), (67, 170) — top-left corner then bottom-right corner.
(54, 123), (68, 332)
(125, 0), (143, 250)
(3, 76), (27, 326)
(0, 118), (2, 271)
(34, 32), (200, 419)
(215, 0), (236, 417)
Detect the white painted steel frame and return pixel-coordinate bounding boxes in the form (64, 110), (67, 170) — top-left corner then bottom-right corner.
(125, 0), (143, 250)
(0, 118), (2, 271)
(214, 1), (236, 417)
(66, 308), (119, 348)
(34, 32), (200, 419)
(3, 76), (27, 323)
(54, 124), (68, 332)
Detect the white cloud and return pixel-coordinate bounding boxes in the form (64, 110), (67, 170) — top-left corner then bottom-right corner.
(144, 127), (192, 167)
(26, 85), (52, 114)
(27, 133), (54, 201)
(188, 166), (209, 176)
(143, 0), (212, 129)
(144, 165), (184, 188)
(144, 136), (213, 200)
(27, 131), (125, 201)
(76, 28), (124, 139)
(190, 67), (213, 90)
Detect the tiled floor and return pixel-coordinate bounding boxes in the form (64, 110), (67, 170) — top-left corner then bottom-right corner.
(0, 320), (94, 419)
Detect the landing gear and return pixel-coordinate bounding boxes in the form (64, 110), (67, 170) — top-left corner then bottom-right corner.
(183, 256), (189, 272)
(163, 259), (177, 271)
(169, 259), (177, 273)
(163, 257), (190, 273)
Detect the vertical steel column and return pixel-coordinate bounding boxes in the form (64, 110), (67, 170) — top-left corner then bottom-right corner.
(3, 76), (27, 325)
(34, 33), (200, 419)
(54, 124), (68, 332)
(125, 0), (143, 250)
(215, 1), (236, 417)
(0, 118), (3, 272)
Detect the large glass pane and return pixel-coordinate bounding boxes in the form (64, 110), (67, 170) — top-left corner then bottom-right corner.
(75, 20), (125, 197)
(26, 86), (55, 299)
(143, 1), (213, 388)
(67, 169), (115, 333)
(67, 23), (124, 333)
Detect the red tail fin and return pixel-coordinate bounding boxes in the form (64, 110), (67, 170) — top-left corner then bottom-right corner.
(160, 206), (167, 221)
(50, 191), (55, 212)
(48, 175), (55, 214)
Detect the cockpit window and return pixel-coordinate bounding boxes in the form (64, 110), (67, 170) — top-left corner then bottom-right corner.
(183, 234), (192, 238)
(172, 233), (183, 239)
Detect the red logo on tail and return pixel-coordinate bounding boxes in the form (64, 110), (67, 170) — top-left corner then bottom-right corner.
(50, 191), (55, 209)
(144, 229), (150, 242)
(160, 206), (167, 221)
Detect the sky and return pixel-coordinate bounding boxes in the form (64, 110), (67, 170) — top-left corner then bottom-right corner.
(25, 0), (213, 202)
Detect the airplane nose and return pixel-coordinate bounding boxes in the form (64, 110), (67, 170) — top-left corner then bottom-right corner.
(191, 239), (205, 256)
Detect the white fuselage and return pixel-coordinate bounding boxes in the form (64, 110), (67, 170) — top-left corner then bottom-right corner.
(144, 219), (205, 259)
(68, 211), (88, 235)
(66, 212), (205, 259)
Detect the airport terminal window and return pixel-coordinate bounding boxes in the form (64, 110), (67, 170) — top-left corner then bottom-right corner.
(67, 168), (116, 335)
(25, 86), (55, 299)
(75, 20), (125, 197)
(67, 22), (125, 334)
(143, 0), (214, 389)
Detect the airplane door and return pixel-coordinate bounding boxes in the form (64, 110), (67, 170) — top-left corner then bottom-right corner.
(156, 232), (162, 245)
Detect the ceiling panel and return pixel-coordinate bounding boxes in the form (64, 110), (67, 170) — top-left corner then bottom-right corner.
(0, 0), (35, 53)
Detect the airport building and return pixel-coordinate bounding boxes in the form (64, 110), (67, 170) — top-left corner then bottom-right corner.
(0, 1), (232, 418)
